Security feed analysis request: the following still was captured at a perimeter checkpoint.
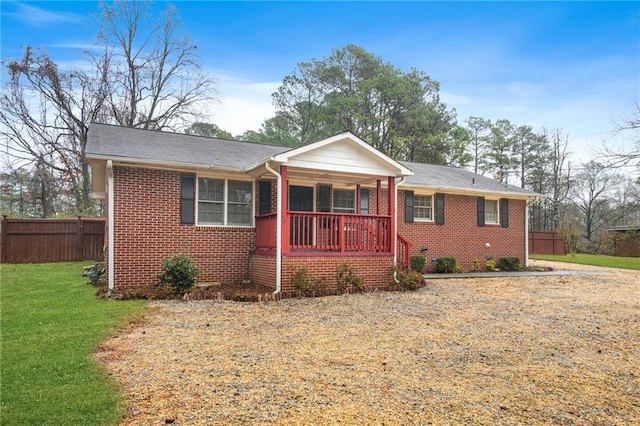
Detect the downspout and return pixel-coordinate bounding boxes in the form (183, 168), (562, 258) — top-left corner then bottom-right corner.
(106, 160), (115, 297)
(525, 196), (540, 267)
(393, 176), (407, 284)
(265, 162), (282, 294)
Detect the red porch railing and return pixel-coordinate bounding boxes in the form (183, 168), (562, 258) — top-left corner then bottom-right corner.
(290, 212), (391, 252)
(255, 212), (393, 254)
(396, 233), (411, 267)
(255, 213), (277, 251)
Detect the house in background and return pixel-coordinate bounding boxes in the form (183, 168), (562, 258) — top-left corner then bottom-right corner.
(85, 123), (541, 294)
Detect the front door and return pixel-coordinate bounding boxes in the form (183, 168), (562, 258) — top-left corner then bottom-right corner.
(289, 185), (314, 247)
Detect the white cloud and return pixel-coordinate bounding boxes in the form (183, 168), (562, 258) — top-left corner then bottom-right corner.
(201, 71), (279, 136)
(5, 2), (84, 27)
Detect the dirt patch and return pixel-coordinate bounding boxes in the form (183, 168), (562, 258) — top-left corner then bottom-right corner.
(96, 261), (639, 425)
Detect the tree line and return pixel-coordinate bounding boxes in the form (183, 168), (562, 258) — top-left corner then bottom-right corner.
(1, 1), (638, 256)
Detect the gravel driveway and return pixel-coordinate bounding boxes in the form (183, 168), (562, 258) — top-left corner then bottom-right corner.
(96, 261), (640, 425)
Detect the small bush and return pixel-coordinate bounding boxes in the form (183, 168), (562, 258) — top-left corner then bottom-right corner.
(472, 257), (481, 272)
(497, 257), (521, 271)
(292, 266), (312, 291)
(486, 259), (496, 271)
(336, 262), (364, 293)
(435, 257), (457, 273)
(410, 255), (426, 272)
(157, 254), (199, 292)
(389, 266), (425, 291)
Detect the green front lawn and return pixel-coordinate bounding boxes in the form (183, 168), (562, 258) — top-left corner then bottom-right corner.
(530, 253), (640, 270)
(0, 262), (146, 425)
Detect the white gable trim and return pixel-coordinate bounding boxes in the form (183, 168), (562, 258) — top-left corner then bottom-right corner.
(251, 132), (413, 177)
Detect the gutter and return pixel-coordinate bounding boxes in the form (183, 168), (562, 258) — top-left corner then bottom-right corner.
(107, 160), (115, 297)
(86, 154), (244, 174)
(264, 161), (282, 294)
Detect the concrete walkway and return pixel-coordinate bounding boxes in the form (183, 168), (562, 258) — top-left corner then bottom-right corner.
(423, 269), (609, 280)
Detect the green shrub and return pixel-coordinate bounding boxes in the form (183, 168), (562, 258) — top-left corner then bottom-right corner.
(336, 262), (364, 293)
(486, 258), (496, 271)
(497, 257), (521, 271)
(472, 257), (481, 272)
(389, 266), (425, 291)
(157, 254), (199, 292)
(435, 257), (457, 273)
(410, 255), (426, 272)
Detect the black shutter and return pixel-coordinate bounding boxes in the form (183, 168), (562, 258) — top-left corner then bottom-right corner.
(435, 193), (445, 225)
(477, 196), (485, 227)
(318, 184), (331, 212)
(405, 190), (414, 223)
(501, 198), (509, 228)
(258, 180), (272, 215)
(180, 174), (195, 224)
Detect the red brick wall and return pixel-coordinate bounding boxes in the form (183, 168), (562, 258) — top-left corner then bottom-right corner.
(110, 166), (528, 290)
(250, 254), (277, 289)
(112, 166), (255, 291)
(281, 254), (394, 292)
(396, 191), (527, 271)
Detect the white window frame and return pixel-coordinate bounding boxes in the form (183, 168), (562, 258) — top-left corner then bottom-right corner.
(484, 198), (499, 225)
(414, 194), (434, 222)
(332, 188), (356, 214)
(196, 177), (254, 227)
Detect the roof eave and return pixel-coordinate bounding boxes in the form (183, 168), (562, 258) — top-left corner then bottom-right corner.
(402, 183), (544, 200)
(85, 153), (244, 173)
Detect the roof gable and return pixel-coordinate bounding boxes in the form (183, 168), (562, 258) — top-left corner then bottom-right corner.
(268, 132), (413, 177)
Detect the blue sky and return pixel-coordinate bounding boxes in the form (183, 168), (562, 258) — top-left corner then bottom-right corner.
(1, 1), (638, 164)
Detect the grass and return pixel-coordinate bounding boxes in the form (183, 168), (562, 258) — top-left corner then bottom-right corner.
(530, 253), (640, 270)
(0, 262), (146, 425)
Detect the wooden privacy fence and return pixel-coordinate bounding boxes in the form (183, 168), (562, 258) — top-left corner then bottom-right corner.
(0, 216), (105, 263)
(528, 230), (566, 255)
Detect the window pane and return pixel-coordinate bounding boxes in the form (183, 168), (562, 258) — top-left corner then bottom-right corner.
(228, 181), (253, 203)
(485, 200), (498, 223)
(228, 203), (252, 225)
(198, 178), (223, 201)
(198, 201), (223, 224)
(414, 195), (433, 220)
(333, 189), (355, 213)
(227, 180), (253, 225)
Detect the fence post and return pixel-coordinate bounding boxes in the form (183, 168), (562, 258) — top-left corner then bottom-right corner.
(1, 216), (7, 263)
(76, 216), (84, 261)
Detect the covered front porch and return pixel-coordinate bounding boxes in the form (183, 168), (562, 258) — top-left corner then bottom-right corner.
(246, 132), (413, 292)
(254, 176), (410, 266)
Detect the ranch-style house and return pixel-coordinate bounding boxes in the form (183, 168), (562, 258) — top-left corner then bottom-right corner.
(85, 123), (541, 294)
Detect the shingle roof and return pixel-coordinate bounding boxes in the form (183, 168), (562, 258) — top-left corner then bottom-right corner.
(86, 123), (540, 198)
(401, 161), (537, 196)
(86, 122), (288, 170)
